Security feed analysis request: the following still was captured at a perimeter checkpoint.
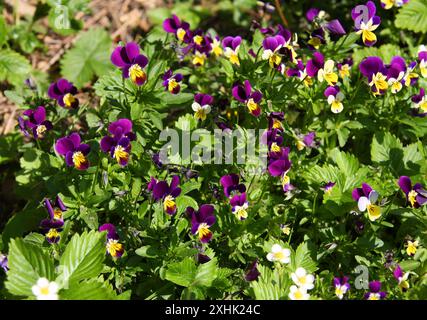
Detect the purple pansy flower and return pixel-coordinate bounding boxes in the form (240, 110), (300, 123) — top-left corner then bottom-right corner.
(99, 223), (124, 258)
(230, 192), (249, 220)
(245, 259), (261, 281)
(352, 183), (381, 221)
(55, 132), (90, 171)
(268, 147), (293, 192)
(306, 52), (324, 78)
(307, 28), (326, 50)
(352, 1), (381, 46)
(163, 15), (190, 41)
(48, 78), (79, 109)
(40, 196), (66, 244)
(222, 36), (241, 66)
(393, 264), (410, 291)
(381, 0), (409, 9)
(333, 276), (350, 299)
(306, 8), (321, 22)
(192, 93), (213, 121)
(322, 182), (336, 194)
(262, 35), (285, 67)
(18, 106), (52, 139)
(398, 176), (427, 208)
(111, 42), (148, 86)
(386, 56), (407, 94)
(100, 118), (136, 167)
(268, 112), (284, 131)
(364, 280), (386, 300)
(149, 175), (181, 215)
(418, 45), (427, 78)
(232, 80), (262, 117)
(0, 254), (8, 273)
(188, 204), (216, 243)
(325, 19), (346, 36)
(219, 174), (246, 198)
(410, 88), (427, 117)
(359, 56), (388, 95)
(324, 85), (345, 113)
(337, 57), (353, 78)
(162, 69), (183, 94)
(296, 132), (317, 151)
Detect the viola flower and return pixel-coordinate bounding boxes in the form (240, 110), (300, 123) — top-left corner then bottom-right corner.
(32, 278), (59, 300)
(18, 106), (52, 139)
(306, 8), (325, 22)
(111, 42), (148, 86)
(232, 80), (263, 117)
(322, 182), (336, 195)
(411, 88), (427, 116)
(162, 69), (183, 94)
(55, 133), (90, 170)
(403, 61), (419, 87)
(406, 240), (419, 256)
(381, 0), (408, 10)
(262, 35), (285, 68)
(163, 15), (190, 41)
(352, 1), (381, 47)
(296, 132), (317, 151)
(222, 36), (241, 66)
(100, 118), (136, 167)
(268, 147), (292, 192)
(359, 56), (388, 95)
(150, 175), (181, 215)
(277, 26), (298, 63)
(48, 78), (79, 109)
(333, 276), (350, 299)
(318, 59), (338, 85)
(418, 45), (427, 78)
(245, 259), (261, 282)
(99, 223), (125, 258)
(280, 224), (291, 235)
(387, 56), (406, 94)
(41, 196), (66, 228)
(192, 50), (208, 66)
(324, 85), (345, 113)
(325, 19), (346, 36)
(192, 93), (213, 121)
(291, 267), (315, 290)
(188, 204), (216, 243)
(210, 35), (223, 57)
(287, 60), (313, 87)
(230, 193), (249, 220)
(219, 174), (246, 197)
(393, 265), (410, 291)
(0, 254), (9, 273)
(289, 285), (310, 300)
(364, 280), (386, 300)
(398, 176), (427, 208)
(337, 58), (353, 79)
(268, 112), (284, 131)
(267, 244), (291, 264)
(353, 184), (381, 221)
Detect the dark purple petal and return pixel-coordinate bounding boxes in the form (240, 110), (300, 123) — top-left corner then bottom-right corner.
(55, 137), (75, 155)
(306, 8), (320, 22)
(326, 19), (346, 36)
(100, 136), (115, 153)
(111, 46), (127, 68)
(398, 176), (412, 195)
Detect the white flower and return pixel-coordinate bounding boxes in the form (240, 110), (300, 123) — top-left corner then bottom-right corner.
(291, 267), (315, 290)
(358, 190), (381, 221)
(192, 102), (211, 121)
(266, 244), (291, 264)
(335, 284), (349, 299)
(32, 277), (59, 300)
(289, 285), (310, 300)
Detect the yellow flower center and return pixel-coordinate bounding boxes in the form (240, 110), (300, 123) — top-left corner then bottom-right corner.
(212, 42), (223, 57)
(269, 53), (282, 67)
(193, 35), (203, 45)
(107, 239), (123, 258)
(408, 190), (418, 207)
(298, 275), (307, 284)
(381, 0), (394, 10)
(335, 286), (344, 297)
(308, 37), (322, 49)
(331, 100), (343, 113)
(419, 101), (427, 112)
(296, 140), (306, 151)
(324, 72), (338, 86)
(246, 99), (259, 113)
(168, 79), (179, 92)
(53, 208), (62, 220)
(163, 195), (176, 212)
(236, 208), (248, 220)
(294, 290), (304, 300)
(361, 30), (377, 44)
(197, 223), (211, 240)
(282, 174), (290, 188)
(405, 73), (418, 86)
(46, 228), (60, 240)
(129, 64), (146, 85)
(273, 251), (286, 260)
(36, 125), (47, 137)
(195, 108), (208, 121)
(177, 28), (186, 41)
(114, 145), (129, 164)
(63, 93), (76, 108)
(282, 226), (291, 235)
(229, 53), (240, 66)
(40, 286), (50, 296)
(272, 119), (283, 130)
(192, 52), (206, 66)
(370, 72), (388, 91)
(72, 151), (87, 169)
(270, 142), (281, 153)
(368, 293), (380, 300)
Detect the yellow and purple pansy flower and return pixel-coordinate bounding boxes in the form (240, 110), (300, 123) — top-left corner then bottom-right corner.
(398, 176), (427, 208)
(262, 35), (286, 68)
(162, 69), (183, 94)
(162, 14), (190, 42)
(393, 265), (410, 291)
(296, 132), (317, 151)
(40, 196), (66, 244)
(307, 52), (338, 85)
(322, 182), (336, 195)
(192, 93), (213, 121)
(222, 36), (241, 66)
(359, 56), (388, 95)
(99, 223), (124, 258)
(55, 132), (91, 170)
(18, 106), (52, 139)
(232, 80), (262, 117)
(286, 60), (312, 86)
(352, 1), (381, 47)
(337, 58), (353, 79)
(111, 42), (149, 86)
(100, 118), (136, 167)
(48, 78), (79, 109)
(333, 276), (350, 299)
(324, 85), (345, 113)
(188, 204), (216, 243)
(381, 0), (409, 10)
(219, 173), (246, 198)
(364, 280), (386, 300)
(352, 183), (381, 221)
(386, 56), (407, 94)
(148, 175), (181, 215)
(230, 192), (249, 220)
(268, 147), (293, 192)
(410, 88), (427, 117)
(418, 45), (427, 78)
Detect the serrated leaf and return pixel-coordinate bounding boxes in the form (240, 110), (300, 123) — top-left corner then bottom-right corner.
(371, 131), (403, 163)
(59, 230), (106, 285)
(0, 49), (32, 86)
(165, 257), (197, 287)
(291, 242), (317, 273)
(395, 0), (427, 33)
(60, 279), (119, 300)
(5, 239), (55, 297)
(193, 258), (218, 287)
(61, 28), (112, 87)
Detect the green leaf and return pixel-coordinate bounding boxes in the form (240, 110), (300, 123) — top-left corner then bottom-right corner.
(291, 242), (317, 273)
(371, 131), (403, 163)
(395, 0), (427, 33)
(165, 257), (197, 287)
(193, 258), (218, 287)
(60, 279), (119, 300)
(353, 44), (403, 65)
(0, 49), (32, 86)
(58, 230), (106, 285)
(329, 148), (360, 176)
(5, 239), (55, 297)
(61, 28), (112, 87)
(176, 195), (199, 215)
(0, 16), (7, 46)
